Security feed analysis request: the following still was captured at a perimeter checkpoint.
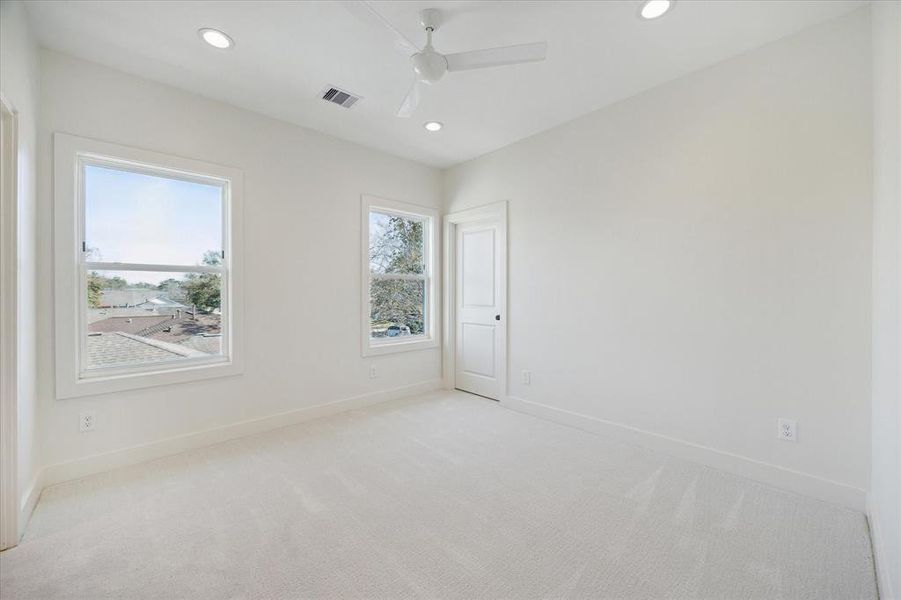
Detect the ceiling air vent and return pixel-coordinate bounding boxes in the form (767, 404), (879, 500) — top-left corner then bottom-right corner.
(320, 86), (361, 109)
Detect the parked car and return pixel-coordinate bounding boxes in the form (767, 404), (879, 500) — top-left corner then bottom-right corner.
(386, 325), (411, 337)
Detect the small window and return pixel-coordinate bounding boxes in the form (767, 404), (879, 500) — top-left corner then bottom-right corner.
(361, 195), (438, 356)
(54, 134), (243, 398)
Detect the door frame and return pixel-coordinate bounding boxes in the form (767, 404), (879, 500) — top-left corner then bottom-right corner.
(0, 94), (19, 550)
(442, 201), (507, 399)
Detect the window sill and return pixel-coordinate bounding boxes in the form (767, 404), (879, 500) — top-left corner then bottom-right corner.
(57, 357), (243, 399)
(363, 336), (438, 357)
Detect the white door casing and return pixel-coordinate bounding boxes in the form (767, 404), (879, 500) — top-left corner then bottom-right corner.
(0, 95), (19, 550)
(444, 202), (507, 400)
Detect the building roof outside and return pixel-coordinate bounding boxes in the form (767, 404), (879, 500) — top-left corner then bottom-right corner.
(86, 313), (222, 366)
(88, 315), (176, 335)
(99, 289), (189, 309)
(86, 331), (205, 368)
(144, 314), (221, 345)
(137, 296), (189, 309)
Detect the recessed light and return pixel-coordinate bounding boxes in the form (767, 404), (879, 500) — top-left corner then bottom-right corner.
(640, 0), (673, 20)
(198, 28), (234, 49)
(424, 121), (443, 132)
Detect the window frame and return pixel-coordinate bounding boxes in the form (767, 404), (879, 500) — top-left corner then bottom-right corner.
(361, 194), (438, 357)
(53, 133), (244, 399)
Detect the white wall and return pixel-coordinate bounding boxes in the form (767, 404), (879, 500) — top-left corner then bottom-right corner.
(0, 0), (41, 529)
(870, 2), (901, 597)
(445, 10), (872, 507)
(35, 51), (443, 475)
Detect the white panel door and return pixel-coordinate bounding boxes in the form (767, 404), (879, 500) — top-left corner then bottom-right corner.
(455, 220), (503, 399)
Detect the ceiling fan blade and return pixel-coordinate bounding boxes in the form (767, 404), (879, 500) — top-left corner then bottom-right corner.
(339, 1), (421, 57)
(445, 42), (547, 72)
(396, 80), (422, 118)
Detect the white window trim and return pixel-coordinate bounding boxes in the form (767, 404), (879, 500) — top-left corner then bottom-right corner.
(53, 133), (244, 399)
(361, 194), (439, 357)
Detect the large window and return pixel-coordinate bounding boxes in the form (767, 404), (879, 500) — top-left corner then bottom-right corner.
(361, 195), (438, 356)
(54, 134), (243, 398)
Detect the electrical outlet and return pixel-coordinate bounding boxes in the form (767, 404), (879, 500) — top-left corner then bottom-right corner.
(79, 411), (96, 433)
(521, 370), (531, 385)
(777, 418), (797, 442)
(369, 364), (377, 379)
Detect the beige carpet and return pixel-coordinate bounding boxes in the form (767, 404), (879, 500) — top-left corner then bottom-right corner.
(0, 391), (877, 599)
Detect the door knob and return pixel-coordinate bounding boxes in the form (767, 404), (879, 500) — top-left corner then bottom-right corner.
(495, 314), (501, 321)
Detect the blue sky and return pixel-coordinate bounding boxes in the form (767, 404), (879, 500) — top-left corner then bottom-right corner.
(85, 165), (222, 285)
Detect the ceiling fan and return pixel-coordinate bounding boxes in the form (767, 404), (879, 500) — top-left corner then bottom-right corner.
(342, 2), (547, 118)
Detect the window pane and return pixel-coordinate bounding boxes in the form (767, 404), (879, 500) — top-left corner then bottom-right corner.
(369, 211), (424, 275)
(84, 164), (223, 265)
(86, 270), (222, 369)
(370, 278), (425, 339)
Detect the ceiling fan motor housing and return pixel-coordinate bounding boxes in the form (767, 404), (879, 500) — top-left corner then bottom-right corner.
(412, 48), (447, 84)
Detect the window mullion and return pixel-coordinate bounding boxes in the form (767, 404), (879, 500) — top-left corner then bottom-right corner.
(84, 262), (223, 274)
(370, 272), (426, 282)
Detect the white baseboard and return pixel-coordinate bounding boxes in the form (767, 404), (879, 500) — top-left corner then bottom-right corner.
(38, 379), (443, 491)
(501, 395), (867, 512)
(868, 497), (897, 600)
(18, 471), (43, 540)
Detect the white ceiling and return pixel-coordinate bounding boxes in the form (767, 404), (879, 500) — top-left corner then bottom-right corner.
(25, 0), (865, 167)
